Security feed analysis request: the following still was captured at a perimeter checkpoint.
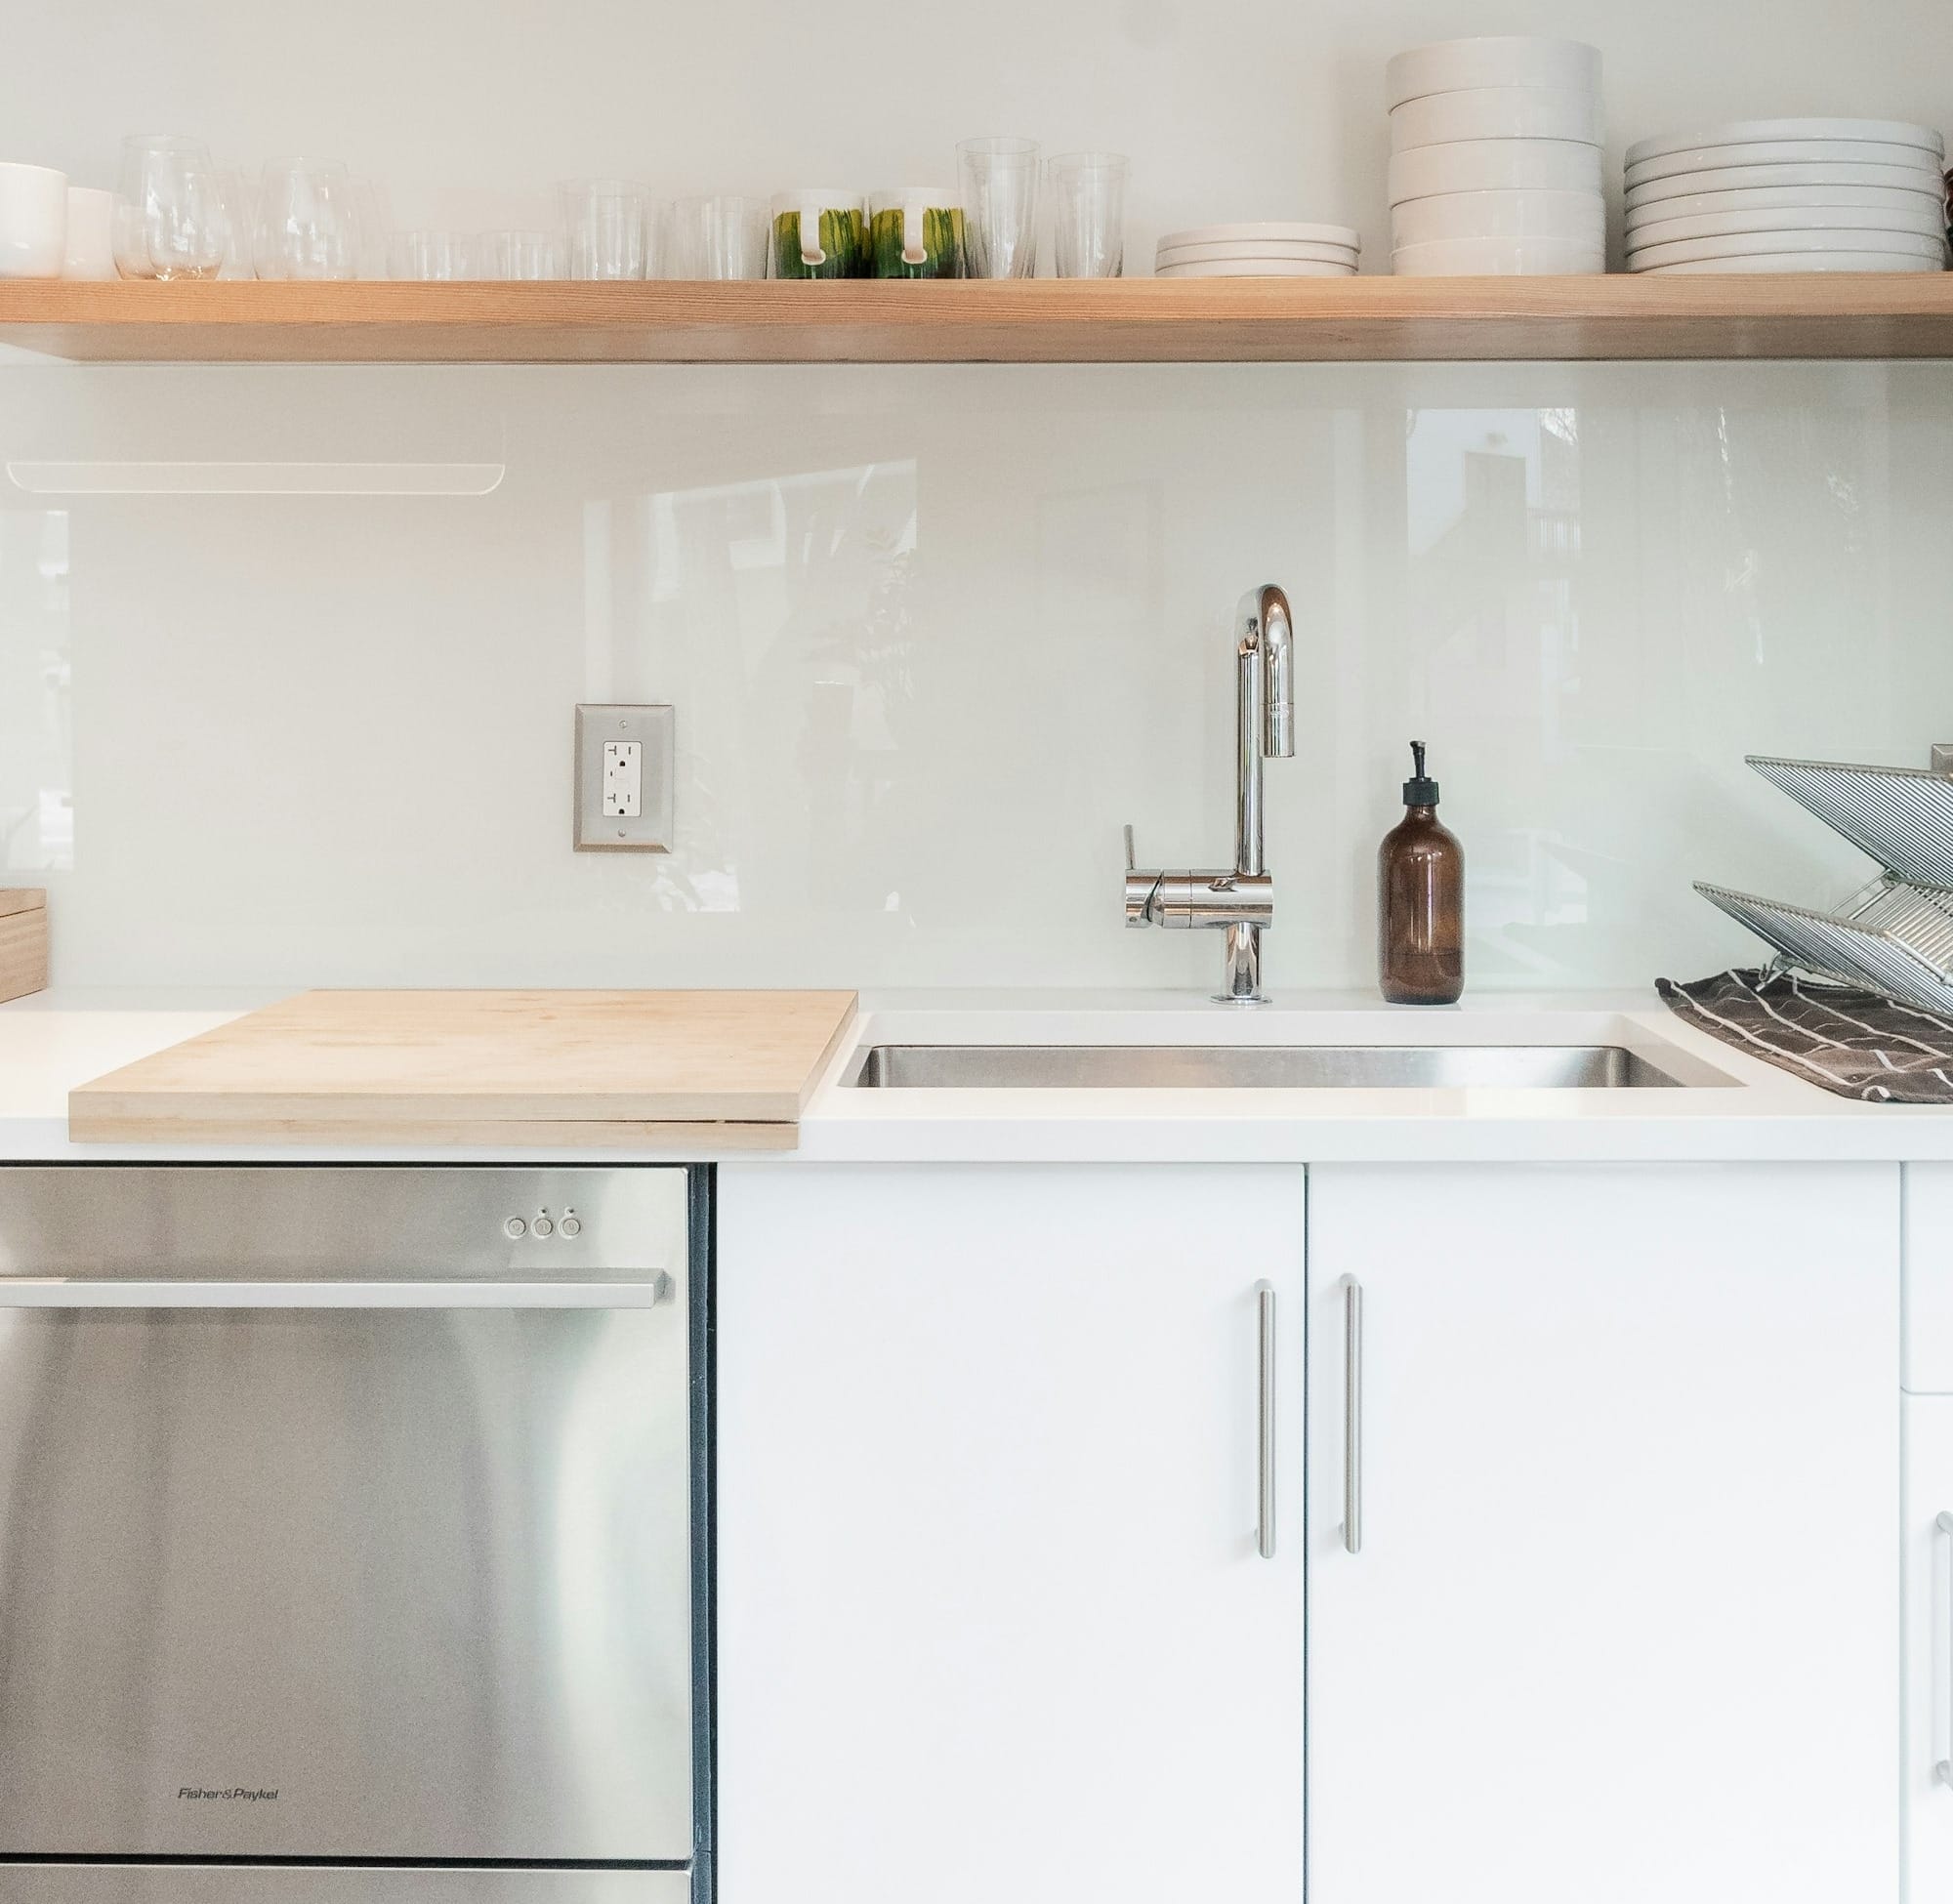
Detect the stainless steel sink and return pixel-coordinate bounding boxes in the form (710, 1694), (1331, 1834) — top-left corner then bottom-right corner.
(846, 1044), (1718, 1090)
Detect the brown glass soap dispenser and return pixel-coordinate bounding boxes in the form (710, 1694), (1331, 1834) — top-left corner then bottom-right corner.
(1378, 740), (1464, 1005)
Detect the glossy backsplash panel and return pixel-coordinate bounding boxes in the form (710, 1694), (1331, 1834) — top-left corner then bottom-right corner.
(2, 359), (1949, 992)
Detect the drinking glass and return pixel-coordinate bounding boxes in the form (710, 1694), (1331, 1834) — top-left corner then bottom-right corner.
(255, 158), (356, 280)
(389, 229), (474, 280)
(1049, 151), (1128, 278)
(214, 168), (256, 278)
(667, 194), (769, 279)
(479, 229), (560, 280)
(958, 137), (1039, 278)
(557, 179), (652, 279)
(114, 134), (227, 280)
(347, 176), (393, 280)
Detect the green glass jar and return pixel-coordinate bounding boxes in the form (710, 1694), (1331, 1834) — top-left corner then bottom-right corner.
(868, 190), (965, 278)
(770, 192), (868, 279)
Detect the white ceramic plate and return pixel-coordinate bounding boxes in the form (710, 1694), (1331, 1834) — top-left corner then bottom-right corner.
(1390, 86), (1603, 152)
(1636, 249), (1947, 273)
(1391, 187), (1603, 248)
(1391, 235), (1604, 275)
(1626, 118), (1944, 167)
(1625, 160), (1949, 204)
(1157, 240), (1360, 266)
(1385, 35), (1600, 108)
(1157, 221), (1359, 249)
(1155, 259), (1357, 277)
(1389, 138), (1603, 204)
(1624, 181), (1946, 229)
(1627, 226), (1946, 269)
(1627, 139), (1946, 186)
(1625, 203), (1949, 249)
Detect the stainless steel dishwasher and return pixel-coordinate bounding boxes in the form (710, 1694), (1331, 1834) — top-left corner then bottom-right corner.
(0, 1164), (710, 1904)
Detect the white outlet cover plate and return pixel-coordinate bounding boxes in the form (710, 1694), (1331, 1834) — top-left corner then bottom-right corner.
(575, 704), (674, 850)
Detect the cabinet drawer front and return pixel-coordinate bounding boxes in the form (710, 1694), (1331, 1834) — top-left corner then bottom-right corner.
(1908, 1394), (1953, 1897)
(1908, 1166), (1953, 1393)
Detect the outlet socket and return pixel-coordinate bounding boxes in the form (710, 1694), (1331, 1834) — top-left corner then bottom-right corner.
(575, 704), (674, 850)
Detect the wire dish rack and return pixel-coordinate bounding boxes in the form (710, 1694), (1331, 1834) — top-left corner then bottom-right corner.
(1695, 756), (1953, 1011)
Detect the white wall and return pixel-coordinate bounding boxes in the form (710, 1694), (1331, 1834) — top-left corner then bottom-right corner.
(2, 1), (1952, 994)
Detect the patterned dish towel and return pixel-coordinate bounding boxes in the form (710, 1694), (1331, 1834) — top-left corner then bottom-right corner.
(1656, 969), (1953, 1103)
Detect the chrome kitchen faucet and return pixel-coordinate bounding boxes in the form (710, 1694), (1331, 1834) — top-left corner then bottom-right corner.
(1124, 583), (1295, 1005)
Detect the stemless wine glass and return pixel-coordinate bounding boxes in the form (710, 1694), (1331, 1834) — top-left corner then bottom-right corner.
(255, 158), (356, 280)
(114, 134), (227, 280)
(958, 137), (1040, 278)
(1049, 151), (1128, 277)
(557, 179), (652, 279)
(666, 194), (769, 279)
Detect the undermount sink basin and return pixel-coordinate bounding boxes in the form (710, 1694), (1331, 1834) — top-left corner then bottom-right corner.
(846, 1044), (1719, 1090)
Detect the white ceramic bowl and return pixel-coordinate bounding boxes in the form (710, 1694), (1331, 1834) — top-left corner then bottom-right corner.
(1157, 239), (1359, 265)
(1624, 159), (1950, 204)
(1625, 202), (1949, 249)
(1623, 180), (1947, 229)
(1627, 139), (1946, 187)
(61, 185), (116, 280)
(1389, 138), (1603, 203)
(1626, 118), (1944, 168)
(1636, 249), (1946, 274)
(1627, 226), (1946, 269)
(1390, 86), (1603, 152)
(1385, 36), (1600, 108)
(1157, 221), (1359, 249)
(1155, 258), (1357, 277)
(0, 162), (67, 279)
(1391, 188), (1603, 249)
(1391, 235), (1604, 275)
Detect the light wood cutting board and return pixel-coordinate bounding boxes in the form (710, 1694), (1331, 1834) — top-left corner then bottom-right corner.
(69, 988), (858, 1148)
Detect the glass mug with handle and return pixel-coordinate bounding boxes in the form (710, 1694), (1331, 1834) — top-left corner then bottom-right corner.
(868, 188), (963, 277)
(770, 190), (866, 278)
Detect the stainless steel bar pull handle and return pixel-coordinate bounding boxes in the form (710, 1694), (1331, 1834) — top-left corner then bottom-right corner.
(1938, 1511), (1953, 1787)
(1255, 1279), (1276, 1559)
(1342, 1275), (1363, 1555)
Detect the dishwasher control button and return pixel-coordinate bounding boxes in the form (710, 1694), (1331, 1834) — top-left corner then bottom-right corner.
(533, 1216), (555, 1237)
(561, 1214), (582, 1237)
(504, 1217), (527, 1239)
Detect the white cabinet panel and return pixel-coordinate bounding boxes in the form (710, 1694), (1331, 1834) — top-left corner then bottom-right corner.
(1906, 1165), (1953, 1393)
(716, 1163), (1306, 1904)
(1309, 1162), (1899, 1904)
(1907, 1394), (1953, 1898)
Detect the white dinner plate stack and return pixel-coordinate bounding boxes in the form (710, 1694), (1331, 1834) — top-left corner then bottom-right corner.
(1154, 222), (1359, 278)
(1387, 36), (1605, 275)
(1624, 119), (1948, 272)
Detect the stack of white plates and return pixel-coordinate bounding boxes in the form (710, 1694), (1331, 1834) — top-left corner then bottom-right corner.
(1154, 222), (1359, 278)
(1624, 119), (1948, 272)
(1387, 36), (1605, 274)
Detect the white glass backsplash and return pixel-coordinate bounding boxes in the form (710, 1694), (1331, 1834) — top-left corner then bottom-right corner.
(1, 359), (1947, 992)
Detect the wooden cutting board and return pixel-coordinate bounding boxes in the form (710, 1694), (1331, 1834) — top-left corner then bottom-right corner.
(69, 988), (858, 1148)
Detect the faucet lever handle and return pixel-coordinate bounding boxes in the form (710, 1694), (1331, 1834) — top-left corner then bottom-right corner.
(1124, 822), (1137, 872)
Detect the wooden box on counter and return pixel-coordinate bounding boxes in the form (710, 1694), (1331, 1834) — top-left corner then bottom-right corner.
(0, 890), (46, 1004)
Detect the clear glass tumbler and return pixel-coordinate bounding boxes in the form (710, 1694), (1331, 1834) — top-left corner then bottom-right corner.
(255, 158), (356, 280)
(114, 134), (227, 280)
(957, 137), (1040, 279)
(388, 229), (474, 281)
(1049, 151), (1128, 278)
(479, 229), (561, 280)
(667, 194), (769, 280)
(558, 179), (653, 280)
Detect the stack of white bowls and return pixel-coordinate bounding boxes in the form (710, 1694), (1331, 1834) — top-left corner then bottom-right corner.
(1154, 222), (1359, 278)
(1624, 119), (1948, 272)
(1387, 36), (1604, 275)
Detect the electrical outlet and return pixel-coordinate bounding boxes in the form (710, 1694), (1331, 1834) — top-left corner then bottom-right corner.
(575, 705), (674, 850)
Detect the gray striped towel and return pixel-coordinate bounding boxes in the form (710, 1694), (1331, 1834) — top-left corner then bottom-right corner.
(1656, 969), (1953, 1103)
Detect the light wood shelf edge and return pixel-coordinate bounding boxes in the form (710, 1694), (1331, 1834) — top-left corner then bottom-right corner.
(0, 275), (1950, 364)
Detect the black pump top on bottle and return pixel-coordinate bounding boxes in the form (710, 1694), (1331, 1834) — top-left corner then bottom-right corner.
(1402, 740), (1439, 807)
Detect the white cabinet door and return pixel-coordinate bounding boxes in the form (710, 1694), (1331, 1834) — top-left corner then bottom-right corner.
(715, 1163), (1306, 1904)
(1308, 1162), (1899, 1904)
(1906, 1394), (1953, 1899)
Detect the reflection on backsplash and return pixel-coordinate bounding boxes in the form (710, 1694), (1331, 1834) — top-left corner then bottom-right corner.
(1, 360), (1948, 992)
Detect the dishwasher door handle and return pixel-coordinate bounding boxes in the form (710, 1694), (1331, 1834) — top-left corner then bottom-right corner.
(1255, 1279), (1277, 1559)
(0, 1276), (675, 1308)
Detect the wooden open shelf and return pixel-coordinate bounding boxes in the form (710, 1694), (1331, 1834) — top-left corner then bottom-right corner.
(0, 274), (1950, 365)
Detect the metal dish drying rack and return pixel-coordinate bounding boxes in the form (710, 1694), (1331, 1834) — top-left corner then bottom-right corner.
(1696, 754), (1953, 1014)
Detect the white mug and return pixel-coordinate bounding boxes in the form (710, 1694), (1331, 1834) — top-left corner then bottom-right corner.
(0, 162), (68, 279)
(62, 186), (116, 280)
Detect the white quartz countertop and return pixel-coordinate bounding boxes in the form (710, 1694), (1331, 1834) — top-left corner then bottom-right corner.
(4, 985), (1952, 1164)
